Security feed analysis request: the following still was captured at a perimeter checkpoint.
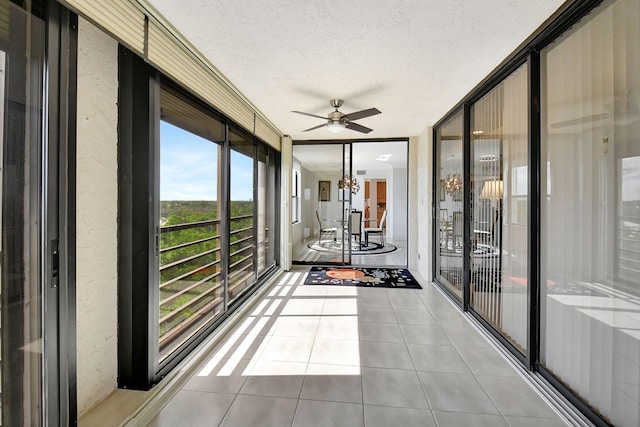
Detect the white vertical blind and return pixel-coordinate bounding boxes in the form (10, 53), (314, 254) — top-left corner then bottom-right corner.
(470, 63), (528, 353)
(500, 65), (529, 351)
(541, 0), (640, 425)
(436, 112), (464, 299)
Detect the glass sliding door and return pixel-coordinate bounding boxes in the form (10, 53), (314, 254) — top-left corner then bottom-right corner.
(540, 0), (640, 425)
(341, 142), (354, 264)
(0, 0), (70, 424)
(257, 144), (277, 274)
(435, 112), (464, 299)
(470, 64), (529, 353)
(292, 139), (409, 266)
(292, 143), (353, 264)
(1, 4), (46, 423)
(351, 140), (408, 267)
(158, 86), (224, 361)
(228, 129), (257, 303)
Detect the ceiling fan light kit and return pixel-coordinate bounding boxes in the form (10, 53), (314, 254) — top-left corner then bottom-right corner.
(293, 98), (381, 134)
(327, 121), (346, 133)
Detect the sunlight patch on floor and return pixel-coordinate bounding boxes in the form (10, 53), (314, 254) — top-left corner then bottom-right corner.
(196, 280), (362, 378)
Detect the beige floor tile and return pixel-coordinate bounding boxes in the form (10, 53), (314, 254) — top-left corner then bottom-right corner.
(309, 338), (361, 366)
(293, 399), (364, 427)
(220, 394), (298, 427)
(148, 390), (235, 427)
(364, 405), (436, 427)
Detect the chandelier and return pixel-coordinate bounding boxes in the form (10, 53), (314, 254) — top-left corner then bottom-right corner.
(338, 175), (360, 194)
(444, 173), (462, 195)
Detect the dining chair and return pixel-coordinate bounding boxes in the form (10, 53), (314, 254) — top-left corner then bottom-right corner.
(350, 210), (363, 248)
(364, 209), (387, 246)
(316, 210), (337, 243)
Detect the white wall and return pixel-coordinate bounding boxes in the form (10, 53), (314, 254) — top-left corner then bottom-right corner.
(414, 130), (432, 278)
(390, 167), (408, 241)
(291, 160), (323, 253)
(281, 136), (293, 269)
(76, 18), (119, 416)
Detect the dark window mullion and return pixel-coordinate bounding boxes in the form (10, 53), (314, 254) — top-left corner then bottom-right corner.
(220, 124), (231, 313)
(527, 49), (541, 371)
(462, 104), (472, 310)
(117, 47), (156, 390)
(253, 141), (259, 280)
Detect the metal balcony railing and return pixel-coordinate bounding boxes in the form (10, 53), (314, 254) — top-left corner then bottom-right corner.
(158, 214), (255, 352)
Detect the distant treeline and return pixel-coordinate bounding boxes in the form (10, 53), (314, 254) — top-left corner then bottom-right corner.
(161, 200), (253, 225)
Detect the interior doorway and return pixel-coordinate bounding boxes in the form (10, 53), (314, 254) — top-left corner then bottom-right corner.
(291, 140), (407, 267)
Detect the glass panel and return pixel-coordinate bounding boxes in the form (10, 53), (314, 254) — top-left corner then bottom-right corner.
(470, 64), (529, 353)
(158, 87), (224, 361)
(352, 141), (408, 267)
(1, 1), (47, 424)
(291, 143), (347, 264)
(435, 111), (464, 299)
(341, 142), (353, 264)
(257, 144), (277, 274)
(540, 0), (640, 424)
(228, 130), (256, 303)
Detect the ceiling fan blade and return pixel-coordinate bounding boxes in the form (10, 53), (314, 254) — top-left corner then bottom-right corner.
(302, 123), (328, 132)
(342, 107), (381, 121)
(345, 122), (373, 134)
(550, 113), (608, 128)
(292, 110), (328, 120)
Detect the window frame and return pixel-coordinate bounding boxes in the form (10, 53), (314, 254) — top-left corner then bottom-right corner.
(117, 48), (280, 389)
(430, 1), (617, 426)
(292, 169), (300, 224)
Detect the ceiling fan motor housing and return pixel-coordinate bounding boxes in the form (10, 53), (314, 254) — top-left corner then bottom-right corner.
(329, 109), (346, 123)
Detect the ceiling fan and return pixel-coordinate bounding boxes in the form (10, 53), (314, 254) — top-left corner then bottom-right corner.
(550, 98), (639, 129)
(293, 99), (381, 134)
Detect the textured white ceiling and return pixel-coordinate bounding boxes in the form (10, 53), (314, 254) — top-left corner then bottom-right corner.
(147, 0), (565, 140)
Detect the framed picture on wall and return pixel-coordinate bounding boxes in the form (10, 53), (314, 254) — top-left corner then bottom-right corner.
(440, 179), (446, 201)
(319, 180), (331, 201)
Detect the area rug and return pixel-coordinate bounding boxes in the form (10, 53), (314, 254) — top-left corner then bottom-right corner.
(304, 266), (421, 288)
(307, 241), (398, 255)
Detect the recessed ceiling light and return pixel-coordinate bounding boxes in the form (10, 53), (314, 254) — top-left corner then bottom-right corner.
(472, 130), (484, 135)
(376, 154), (392, 161)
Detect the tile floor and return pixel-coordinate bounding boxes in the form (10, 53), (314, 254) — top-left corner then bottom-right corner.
(148, 268), (568, 427)
(293, 238), (408, 267)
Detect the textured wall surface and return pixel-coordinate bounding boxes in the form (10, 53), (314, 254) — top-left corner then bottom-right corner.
(76, 17), (119, 416)
(414, 129), (433, 278)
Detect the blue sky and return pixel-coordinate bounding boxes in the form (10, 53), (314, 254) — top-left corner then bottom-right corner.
(160, 121), (254, 201)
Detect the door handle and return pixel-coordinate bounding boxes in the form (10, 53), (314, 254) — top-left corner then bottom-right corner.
(51, 239), (59, 288)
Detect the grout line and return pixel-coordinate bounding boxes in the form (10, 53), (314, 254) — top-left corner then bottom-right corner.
(430, 281), (593, 427)
(121, 269), (286, 426)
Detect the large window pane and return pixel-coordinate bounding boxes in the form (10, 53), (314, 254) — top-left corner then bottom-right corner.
(1, 1), (47, 424)
(228, 131), (256, 303)
(470, 64), (529, 353)
(158, 88), (224, 361)
(435, 112), (464, 299)
(540, 0), (640, 424)
(257, 144), (277, 274)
